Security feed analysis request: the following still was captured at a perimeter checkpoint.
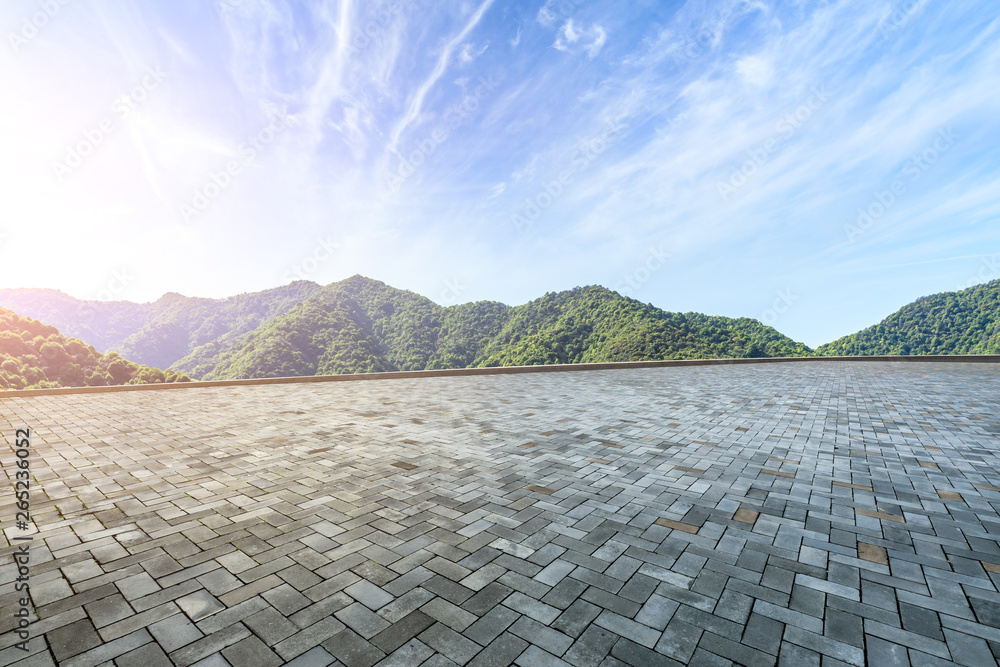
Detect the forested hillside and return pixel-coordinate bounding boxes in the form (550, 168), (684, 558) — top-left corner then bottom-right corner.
(0, 308), (189, 390)
(0, 287), (149, 351)
(818, 280), (1000, 356)
(0, 281), (323, 370)
(2, 277), (813, 380)
(197, 276), (812, 380)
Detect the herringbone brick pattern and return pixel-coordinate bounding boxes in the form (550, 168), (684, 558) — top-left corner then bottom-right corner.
(2, 361), (1000, 665)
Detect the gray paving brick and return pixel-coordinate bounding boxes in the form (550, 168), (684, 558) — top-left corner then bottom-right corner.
(634, 593), (679, 631)
(579, 588), (640, 619)
(697, 631), (776, 667)
(282, 646), (336, 667)
(273, 617), (346, 661)
(510, 616), (574, 656)
(562, 624), (618, 667)
(59, 629), (153, 667)
(463, 583), (514, 617)
(189, 653), (231, 667)
(554, 599), (603, 639)
(461, 563), (508, 592)
(372, 610), (435, 653)
(337, 602), (392, 639)
(177, 590), (225, 622)
(419, 622), (483, 664)
(46, 618), (102, 662)
(742, 612), (783, 656)
(533, 560), (577, 587)
(169, 622), (252, 667)
(321, 629), (385, 667)
(753, 599), (823, 633)
(610, 638), (684, 667)
(343, 580), (395, 612)
(244, 606), (300, 645)
(149, 613), (204, 652)
(116, 573), (161, 601)
(941, 628), (992, 667)
(865, 636), (910, 666)
(594, 610), (660, 648)
(221, 635), (283, 667)
(777, 641), (820, 667)
(114, 641), (173, 667)
(372, 638), (434, 666)
(467, 633), (528, 667)
(824, 609), (863, 649)
(513, 645), (572, 667)
(502, 591), (561, 625)
(713, 589), (753, 625)
(782, 626), (864, 666)
(84, 593), (133, 628)
(11, 362), (1000, 666)
(464, 604), (521, 647)
(421, 597), (478, 632)
(863, 619), (951, 659)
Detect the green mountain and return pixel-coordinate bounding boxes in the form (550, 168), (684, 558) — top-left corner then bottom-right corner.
(0, 282), (323, 371)
(817, 279), (1000, 356)
(196, 276), (812, 380)
(0, 307), (189, 390)
(0, 287), (149, 352)
(6, 276), (997, 381)
(0, 276), (814, 380)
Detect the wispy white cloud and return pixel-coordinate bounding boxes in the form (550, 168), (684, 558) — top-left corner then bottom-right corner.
(387, 0), (495, 155)
(1, 0), (997, 350)
(553, 19), (606, 58)
(458, 40), (489, 63)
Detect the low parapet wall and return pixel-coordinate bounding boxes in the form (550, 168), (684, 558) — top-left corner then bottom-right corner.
(2, 355), (998, 398)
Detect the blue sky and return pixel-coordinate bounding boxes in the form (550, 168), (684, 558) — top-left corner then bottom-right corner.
(1, 0), (998, 348)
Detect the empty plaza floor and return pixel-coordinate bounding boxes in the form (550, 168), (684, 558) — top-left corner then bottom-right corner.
(3, 361), (1000, 666)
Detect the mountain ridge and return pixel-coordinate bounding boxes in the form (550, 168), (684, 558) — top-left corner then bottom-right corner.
(5, 275), (997, 383)
(0, 276), (813, 379)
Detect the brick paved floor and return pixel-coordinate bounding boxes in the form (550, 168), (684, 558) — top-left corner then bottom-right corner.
(2, 361), (1000, 666)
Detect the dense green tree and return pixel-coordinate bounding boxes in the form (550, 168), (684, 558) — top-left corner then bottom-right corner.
(197, 277), (812, 380)
(818, 279), (1000, 356)
(0, 281), (323, 370)
(0, 307), (190, 390)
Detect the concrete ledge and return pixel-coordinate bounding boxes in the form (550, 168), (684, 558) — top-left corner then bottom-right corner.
(2, 355), (998, 398)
